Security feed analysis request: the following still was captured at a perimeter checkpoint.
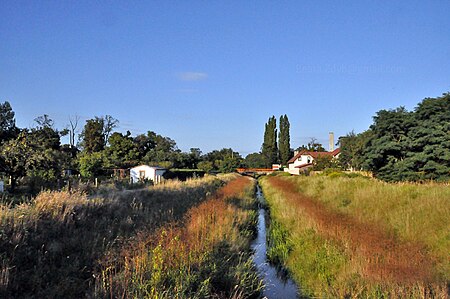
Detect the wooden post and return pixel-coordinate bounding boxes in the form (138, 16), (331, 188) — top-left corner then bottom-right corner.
(95, 177), (98, 188)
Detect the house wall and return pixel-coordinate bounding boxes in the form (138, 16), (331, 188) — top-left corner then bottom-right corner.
(130, 165), (166, 183)
(286, 155), (314, 175)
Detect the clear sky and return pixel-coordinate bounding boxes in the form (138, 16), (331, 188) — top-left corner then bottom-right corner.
(1, 1), (449, 156)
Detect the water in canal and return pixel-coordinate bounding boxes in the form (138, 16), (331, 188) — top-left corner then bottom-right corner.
(251, 185), (299, 299)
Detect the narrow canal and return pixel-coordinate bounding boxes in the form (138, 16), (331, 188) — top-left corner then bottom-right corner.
(251, 184), (299, 298)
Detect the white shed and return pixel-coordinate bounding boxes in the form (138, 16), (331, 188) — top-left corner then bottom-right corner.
(130, 165), (166, 184)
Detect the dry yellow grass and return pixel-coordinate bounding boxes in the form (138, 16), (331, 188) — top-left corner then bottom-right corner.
(0, 175), (228, 298)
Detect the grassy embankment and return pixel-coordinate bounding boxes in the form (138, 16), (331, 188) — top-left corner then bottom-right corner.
(260, 174), (449, 298)
(0, 174), (261, 298)
(97, 175), (262, 298)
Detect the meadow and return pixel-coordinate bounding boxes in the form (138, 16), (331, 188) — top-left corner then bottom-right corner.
(260, 174), (449, 298)
(0, 174), (262, 298)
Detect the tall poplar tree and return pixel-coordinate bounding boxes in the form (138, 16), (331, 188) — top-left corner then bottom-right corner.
(278, 114), (291, 165)
(261, 116), (278, 167)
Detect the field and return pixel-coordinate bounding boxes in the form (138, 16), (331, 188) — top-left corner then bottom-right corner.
(0, 174), (262, 298)
(260, 174), (449, 298)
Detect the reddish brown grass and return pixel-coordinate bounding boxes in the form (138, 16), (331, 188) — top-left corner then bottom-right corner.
(268, 176), (435, 284)
(99, 176), (259, 297)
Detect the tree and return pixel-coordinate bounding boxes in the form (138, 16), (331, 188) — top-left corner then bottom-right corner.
(343, 93), (450, 182)
(338, 130), (372, 171)
(278, 114), (291, 165)
(102, 115), (119, 146)
(186, 148), (202, 169)
(203, 148), (242, 172)
(0, 132), (29, 190)
(0, 101), (18, 143)
(362, 107), (413, 180)
(79, 115), (118, 153)
(80, 118), (105, 153)
(261, 116), (278, 167)
(312, 155), (340, 171)
(297, 137), (326, 152)
(0, 128), (70, 191)
(142, 131), (179, 165)
(244, 152), (266, 168)
(78, 151), (106, 178)
(34, 114), (54, 128)
(31, 115), (64, 150)
(198, 161), (213, 173)
(68, 115), (80, 148)
(105, 131), (140, 168)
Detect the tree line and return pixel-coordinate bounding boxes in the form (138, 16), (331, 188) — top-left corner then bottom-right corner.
(339, 93), (450, 181)
(0, 103), (248, 193)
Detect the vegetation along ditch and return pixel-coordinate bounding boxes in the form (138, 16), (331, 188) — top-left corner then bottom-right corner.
(0, 174), (266, 298)
(259, 173), (449, 298)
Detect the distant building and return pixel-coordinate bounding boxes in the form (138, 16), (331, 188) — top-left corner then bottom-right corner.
(285, 149), (341, 175)
(130, 165), (166, 184)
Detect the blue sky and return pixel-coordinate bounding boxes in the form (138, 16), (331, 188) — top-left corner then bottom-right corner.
(1, 1), (449, 156)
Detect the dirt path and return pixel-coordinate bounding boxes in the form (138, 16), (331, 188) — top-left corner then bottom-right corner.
(268, 177), (435, 284)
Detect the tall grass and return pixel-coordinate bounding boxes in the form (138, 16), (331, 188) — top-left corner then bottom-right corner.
(260, 175), (449, 298)
(0, 175), (228, 298)
(97, 176), (263, 298)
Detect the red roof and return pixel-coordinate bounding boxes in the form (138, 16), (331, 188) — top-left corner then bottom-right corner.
(294, 163), (314, 169)
(287, 148), (341, 164)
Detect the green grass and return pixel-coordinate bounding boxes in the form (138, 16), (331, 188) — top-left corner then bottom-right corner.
(260, 175), (449, 298)
(289, 176), (450, 278)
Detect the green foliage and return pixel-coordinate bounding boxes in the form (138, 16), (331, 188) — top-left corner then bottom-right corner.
(0, 119), (70, 191)
(261, 116), (278, 167)
(312, 154), (341, 171)
(297, 137), (326, 152)
(79, 118), (105, 153)
(198, 161), (214, 173)
(342, 93), (450, 182)
(203, 148), (243, 172)
(338, 130), (372, 170)
(278, 114), (291, 165)
(0, 101), (18, 143)
(78, 151), (106, 178)
(244, 152), (266, 168)
(104, 131), (140, 168)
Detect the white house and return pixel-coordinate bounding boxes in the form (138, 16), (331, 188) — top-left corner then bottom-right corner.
(130, 165), (166, 184)
(285, 148), (341, 175)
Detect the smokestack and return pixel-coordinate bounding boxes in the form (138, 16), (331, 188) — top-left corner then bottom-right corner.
(329, 132), (334, 152)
